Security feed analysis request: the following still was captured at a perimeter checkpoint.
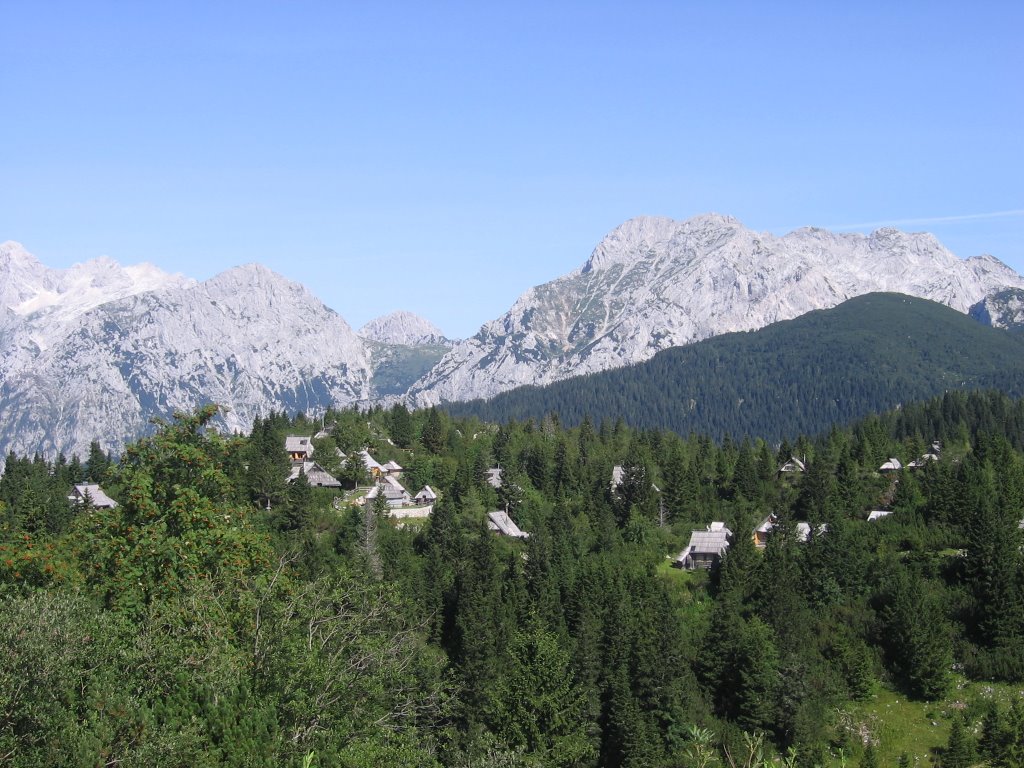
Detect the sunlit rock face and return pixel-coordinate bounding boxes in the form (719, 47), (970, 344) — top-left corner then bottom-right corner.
(406, 214), (1024, 406)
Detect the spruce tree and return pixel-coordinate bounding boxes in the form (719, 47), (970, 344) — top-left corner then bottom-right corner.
(860, 743), (879, 768)
(943, 716), (974, 768)
(389, 403), (414, 448)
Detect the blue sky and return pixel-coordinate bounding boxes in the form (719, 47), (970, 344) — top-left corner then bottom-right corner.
(3, 1), (1021, 338)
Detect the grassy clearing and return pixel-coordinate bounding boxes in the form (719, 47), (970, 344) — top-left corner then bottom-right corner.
(655, 557), (705, 589)
(655, 558), (712, 623)
(829, 686), (946, 766)
(391, 516), (430, 532)
(825, 677), (1024, 766)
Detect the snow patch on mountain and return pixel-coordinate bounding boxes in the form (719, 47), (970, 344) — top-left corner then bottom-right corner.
(0, 241), (194, 354)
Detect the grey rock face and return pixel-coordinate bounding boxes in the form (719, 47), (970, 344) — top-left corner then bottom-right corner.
(970, 288), (1024, 331)
(406, 214), (1024, 405)
(359, 311), (453, 346)
(0, 248), (372, 461)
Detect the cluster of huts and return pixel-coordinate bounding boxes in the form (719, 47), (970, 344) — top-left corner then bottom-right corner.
(283, 438), (530, 535)
(69, 436), (532, 537)
(284, 435), (436, 519)
(63, 439), (979, 559)
(673, 445), (948, 571)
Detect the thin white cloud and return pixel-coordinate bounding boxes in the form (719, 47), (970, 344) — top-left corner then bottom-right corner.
(827, 209), (1024, 230)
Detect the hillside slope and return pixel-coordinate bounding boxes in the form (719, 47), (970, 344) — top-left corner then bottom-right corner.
(445, 293), (1024, 441)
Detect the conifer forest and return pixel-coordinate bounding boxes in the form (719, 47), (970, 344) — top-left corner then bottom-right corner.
(2, 391), (1024, 767)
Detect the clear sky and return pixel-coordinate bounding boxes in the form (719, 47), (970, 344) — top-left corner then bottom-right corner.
(3, 1), (1021, 338)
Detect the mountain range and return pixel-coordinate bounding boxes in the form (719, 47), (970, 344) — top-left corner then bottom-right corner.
(2, 212), (1023, 460)
(445, 292), (1024, 442)
(405, 214), (1024, 405)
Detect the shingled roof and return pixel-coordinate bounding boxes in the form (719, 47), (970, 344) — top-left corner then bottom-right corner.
(487, 510), (529, 538)
(69, 483), (118, 509)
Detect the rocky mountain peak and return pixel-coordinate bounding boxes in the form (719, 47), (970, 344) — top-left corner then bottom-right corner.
(406, 214), (1024, 406)
(0, 240), (43, 272)
(205, 262), (307, 296)
(204, 263), (285, 293)
(359, 311), (451, 346)
(0, 251), (376, 462)
(1, 241), (53, 315)
(0, 244), (193, 343)
(582, 213), (745, 274)
(198, 265), (358, 342)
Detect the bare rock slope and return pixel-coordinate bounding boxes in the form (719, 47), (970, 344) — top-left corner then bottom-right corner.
(406, 214), (1024, 405)
(359, 311), (452, 346)
(0, 246), (372, 460)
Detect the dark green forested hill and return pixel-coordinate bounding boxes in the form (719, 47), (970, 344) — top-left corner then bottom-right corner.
(446, 293), (1024, 441)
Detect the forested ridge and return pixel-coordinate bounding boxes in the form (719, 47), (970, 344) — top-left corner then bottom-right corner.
(446, 293), (1024, 442)
(2, 391), (1024, 766)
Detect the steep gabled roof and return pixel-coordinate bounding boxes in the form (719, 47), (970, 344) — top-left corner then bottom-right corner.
(778, 456), (806, 473)
(796, 522), (828, 541)
(366, 475), (411, 504)
(70, 483), (118, 509)
(907, 453), (939, 469)
(686, 528), (731, 556)
(285, 435), (314, 455)
(487, 510), (529, 538)
(288, 461), (340, 488)
(360, 450), (384, 472)
(674, 524), (732, 567)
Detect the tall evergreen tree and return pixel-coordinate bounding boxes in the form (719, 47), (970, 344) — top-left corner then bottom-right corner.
(961, 452), (1024, 661)
(943, 716), (974, 768)
(488, 617), (595, 766)
(421, 407), (447, 454)
(880, 565), (951, 700)
(389, 403), (414, 448)
(85, 440), (111, 482)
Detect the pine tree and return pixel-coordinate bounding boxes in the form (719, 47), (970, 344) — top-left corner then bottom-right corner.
(943, 716), (974, 768)
(389, 403), (414, 448)
(881, 566), (951, 700)
(85, 440), (111, 482)
(731, 439), (759, 501)
(860, 743), (879, 768)
(421, 408), (446, 454)
(961, 455), (1024, 653)
(978, 705), (1011, 767)
(734, 616), (780, 733)
(281, 468), (312, 531)
(488, 617), (595, 766)
(452, 520), (503, 727)
(246, 417), (289, 510)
